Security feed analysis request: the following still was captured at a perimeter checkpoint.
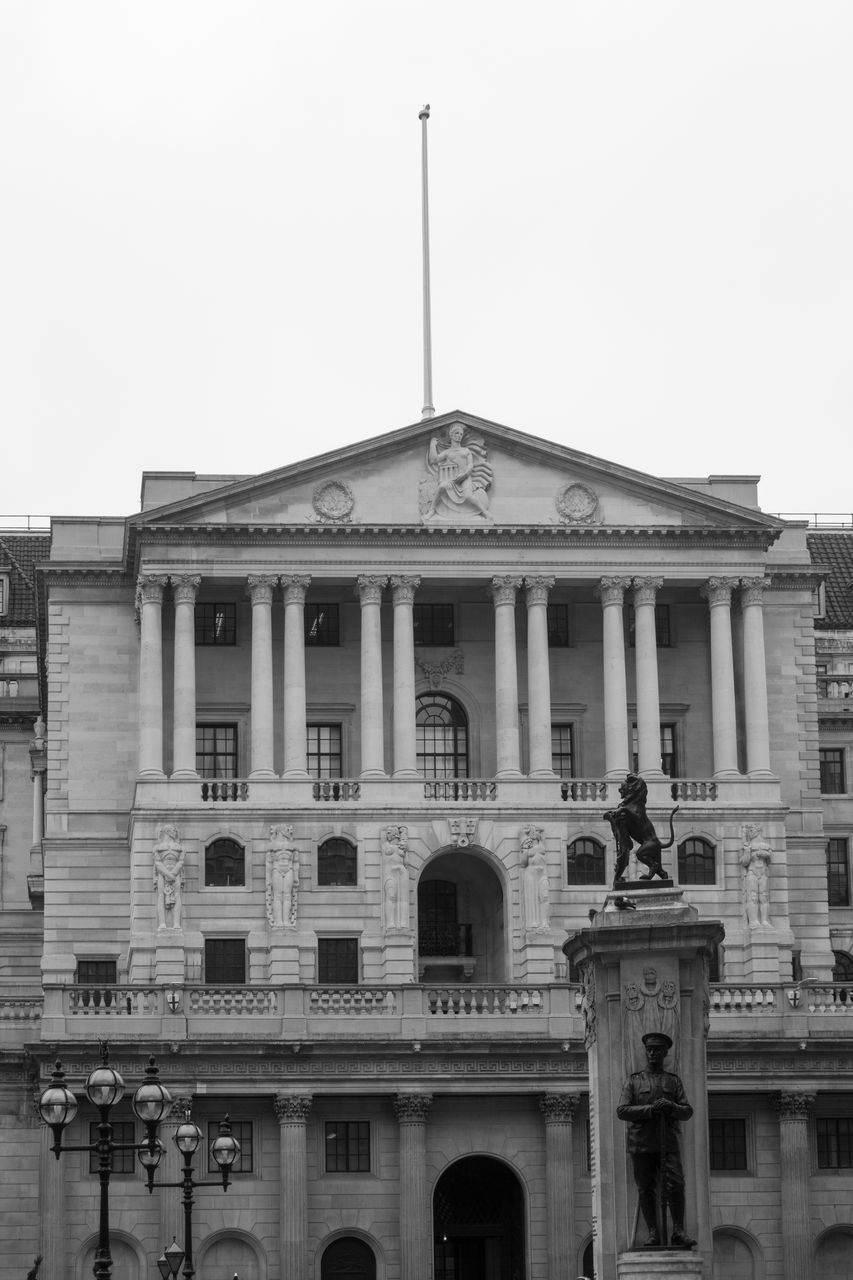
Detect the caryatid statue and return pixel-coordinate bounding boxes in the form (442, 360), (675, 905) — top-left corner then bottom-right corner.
(153, 824), (185, 930)
(266, 824), (299, 927)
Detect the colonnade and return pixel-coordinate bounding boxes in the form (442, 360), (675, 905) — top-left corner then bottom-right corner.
(135, 571), (772, 781)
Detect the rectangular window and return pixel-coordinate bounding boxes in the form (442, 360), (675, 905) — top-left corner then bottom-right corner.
(709, 1117), (748, 1171)
(76, 959), (117, 986)
(820, 749), (846, 794)
(632, 724), (677, 777)
(413, 604), (454, 647)
(89, 1120), (135, 1174)
(204, 938), (246, 985)
(817, 1117), (853, 1168)
(196, 724), (238, 778)
(551, 725), (574, 778)
(207, 1120), (253, 1174)
(194, 602), (236, 645)
(547, 603), (569, 647)
(307, 724), (343, 778)
(325, 1120), (370, 1172)
(627, 603), (671, 647)
(305, 604), (340, 646)
(318, 937), (359, 984)
(827, 838), (851, 908)
(0, 575), (7, 615)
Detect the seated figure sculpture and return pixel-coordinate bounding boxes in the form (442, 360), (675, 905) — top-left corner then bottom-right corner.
(604, 773), (678, 886)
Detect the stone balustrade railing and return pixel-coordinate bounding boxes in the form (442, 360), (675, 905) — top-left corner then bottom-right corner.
(0, 998), (42, 1023)
(818, 675), (853, 701)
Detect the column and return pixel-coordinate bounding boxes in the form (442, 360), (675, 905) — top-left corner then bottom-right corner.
(491, 576), (523, 776)
(357, 575), (388, 776)
(633, 577), (664, 776)
(282, 575), (311, 777)
(394, 1093), (433, 1280)
(248, 575), (278, 777)
(158, 1094), (193, 1253)
(137, 574), (168, 777)
(275, 1094), (313, 1280)
(39, 1111), (66, 1276)
(703, 577), (740, 777)
(31, 758), (45, 846)
(171, 575), (201, 777)
(772, 1092), (815, 1280)
(599, 577), (631, 777)
(539, 1093), (579, 1280)
(526, 577), (556, 776)
(741, 578), (773, 776)
(390, 576), (420, 776)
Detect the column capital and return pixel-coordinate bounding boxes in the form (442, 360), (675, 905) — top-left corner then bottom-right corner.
(539, 1093), (580, 1124)
(390, 575), (421, 605)
(598, 575), (633, 606)
(356, 575), (389, 606)
(136, 574), (168, 605)
(393, 1093), (433, 1124)
(273, 1094), (313, 1124)
(772, 1092), (815, 1120)
(281, 574), (311, 604)
(701, 576), (740, 607)
(740, 576), (770, 606)
(490, 575), (523, 606)
(170, 574), (202, 605)
(632, 576), (663, 606)
(525, 576), (556, 606)
(247, 573), (278, 604)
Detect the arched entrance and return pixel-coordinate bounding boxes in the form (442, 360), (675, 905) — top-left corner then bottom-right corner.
(418, 851), (506, 983)
(433, 1155), (525, 1280)
(321, 1236), (377, 1279)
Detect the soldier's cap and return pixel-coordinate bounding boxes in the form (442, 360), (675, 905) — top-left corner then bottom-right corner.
(642, 1032), (673, 1050)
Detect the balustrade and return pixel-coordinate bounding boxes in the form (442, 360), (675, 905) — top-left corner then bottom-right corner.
(200, 780), (250, 801)
(312, 779), (361, 801)
(818, 675), (853, 700)
(423, 779), (498, 801)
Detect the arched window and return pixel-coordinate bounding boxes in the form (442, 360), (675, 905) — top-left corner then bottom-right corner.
(321, 1237), (377, 1280)
(567, 838), (606, 886)
(416, 693), (469, 778)
(318, 838), (357, 887)
(678, 838), (716, 886)
(204, 838), (245, 887)
(832, 950), (853, 982)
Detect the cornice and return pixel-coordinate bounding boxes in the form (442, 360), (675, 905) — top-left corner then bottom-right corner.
(768, 570), (824, 590)
(40, 567), (134, 588)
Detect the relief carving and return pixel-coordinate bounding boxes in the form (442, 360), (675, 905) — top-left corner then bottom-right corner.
(623, 966), (681, 1075)
(382, 824), (410, 931)
(266, 824), (299, 927)
(556, 481), (600, 524)
(521, 824), (550, 931)
(153, 825), (185, 931)
(311, 478), (355, 523)
(741, 823), (773, 929)
(415, 648), (464, 688)
(420, 424), (493, 522)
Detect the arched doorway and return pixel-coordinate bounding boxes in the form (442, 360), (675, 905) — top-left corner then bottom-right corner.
(321, 1236), (377, 1279)
(712, 1229), (759, 1279)
(418, 852), (506, 983)
(197, 1233), (263, 1279)
(79, 1236), (140, 1280)
(433, 1155), (525, 1280)
(815, 1227), (853, 1279)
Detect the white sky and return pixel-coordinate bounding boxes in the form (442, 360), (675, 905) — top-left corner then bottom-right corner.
(1, 1), (850, 520)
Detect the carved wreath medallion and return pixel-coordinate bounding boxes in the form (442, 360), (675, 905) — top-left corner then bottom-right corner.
(556, 482), (599, 524)
(312, 478), (355, 523)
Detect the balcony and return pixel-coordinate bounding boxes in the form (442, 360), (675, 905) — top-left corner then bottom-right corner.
(818, 675), (853, 717)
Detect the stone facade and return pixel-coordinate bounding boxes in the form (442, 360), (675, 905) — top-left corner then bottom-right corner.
(1, 419), (852, 1279)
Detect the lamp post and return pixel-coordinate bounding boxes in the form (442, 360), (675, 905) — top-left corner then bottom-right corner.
(38, 1042), (170, 1280)
(153, 1104), (240, 1280)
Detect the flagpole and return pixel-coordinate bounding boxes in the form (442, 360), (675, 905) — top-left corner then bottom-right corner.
(419, 104), (435, 419)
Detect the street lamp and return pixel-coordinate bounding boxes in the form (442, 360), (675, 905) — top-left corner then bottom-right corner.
(37, 1042), (171, 1280)
(153, 1105), (240, 1279)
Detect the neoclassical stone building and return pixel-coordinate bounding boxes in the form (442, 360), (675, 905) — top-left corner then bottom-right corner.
(2, 413), (852, 1279)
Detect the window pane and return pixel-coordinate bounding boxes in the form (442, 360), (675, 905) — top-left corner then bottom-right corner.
(546, 604), (569, 647)
(678, 838), (716, 885)
(566, 838), (605, 886)
(204, 938), (246, 984)
(205, 839), (245, 887)
(627, 604), (671, 647)
(827, 839), (851, 907)
(207, 1120), (253, 1174)
(817, 1118), (853, 1168)
(709, 1117), (748, 1171)
(307, 724), (343, 778)
(196, 724), (238, 778)
(325, 1121), (370, 1172)
(820, 749), (846, 794)
(318, 839), (357, 886)
(416, 694), (468, 778)
(89, 1120), (135, 1174)
(632, 724), (677, 776)
(305, 604), (340, 646)
(318, 938), (359, 984)
(551, 725), (574, 778)
(77, 959), (117, 986)
(195, 603), (236, 645)
(413, 604), (454, 646)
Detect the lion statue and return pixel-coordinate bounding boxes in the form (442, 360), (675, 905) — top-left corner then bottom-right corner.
(604, 773), (679, 885)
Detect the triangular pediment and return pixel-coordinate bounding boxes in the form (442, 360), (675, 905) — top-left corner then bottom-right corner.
(132, 411), (783, 534)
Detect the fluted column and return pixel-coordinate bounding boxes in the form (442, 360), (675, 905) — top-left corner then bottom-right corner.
(158, 1094), (193, 1252)
(633, 577), (664, 776)
(282, 575), (311, 777)
(248, 575), (278, 777)
(540, 1093), (579, 1279)
(599, 577), (632, 777)
(357, 575), (388, 777)
(394, 1093), (433, 1280)
(741, 578), (773, 776)
(137, 574), (168, 777)
(702, 577), (740, 777)
(772, 1092), (815, 1280)
(526, 577), (556, 776)
(275, 1094), (313, 1280)
(38, 1105), (66, 1276)
(491, 576), (523, 776)
(171, 575), (201, 777)
(390, 576), (420, 776)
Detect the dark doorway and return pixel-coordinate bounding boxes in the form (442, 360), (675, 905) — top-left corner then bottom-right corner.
(321, 1236), (377, 1279)
(433, 1155), (525, 1280)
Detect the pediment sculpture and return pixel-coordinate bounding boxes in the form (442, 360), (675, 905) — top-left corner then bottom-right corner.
(419, 424), (494, 523)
